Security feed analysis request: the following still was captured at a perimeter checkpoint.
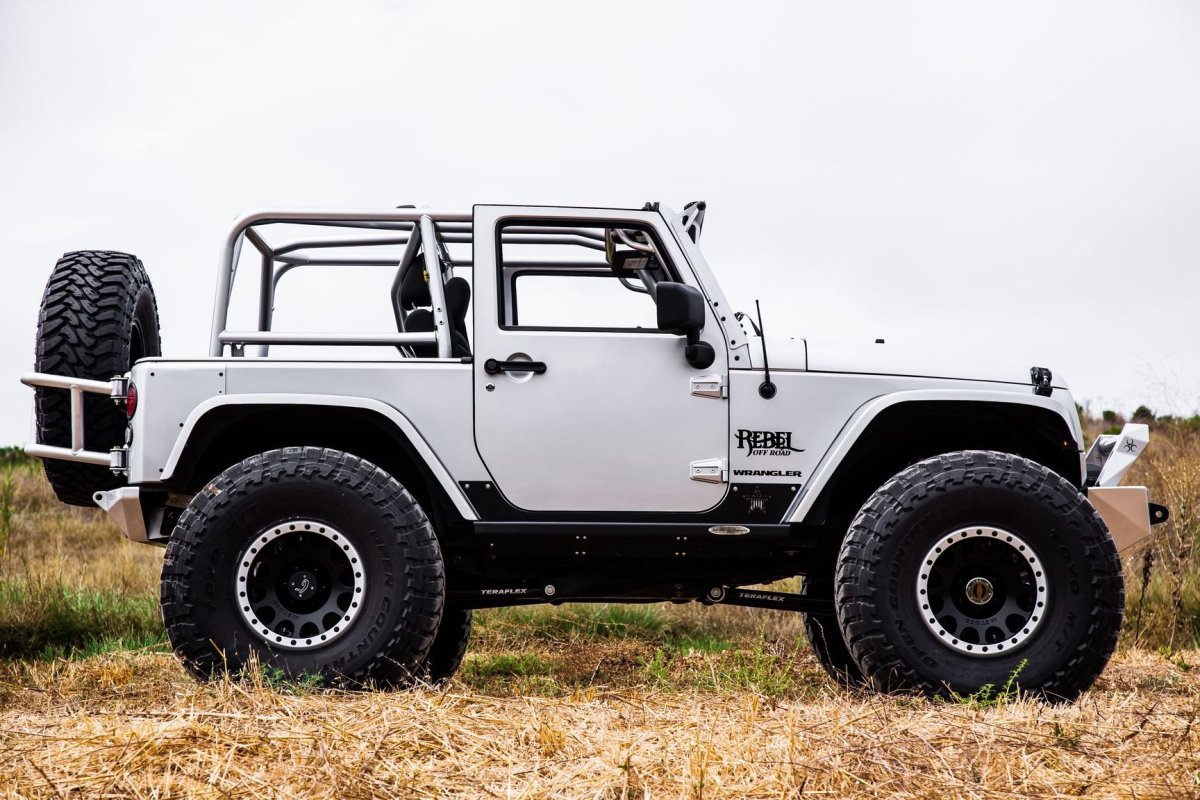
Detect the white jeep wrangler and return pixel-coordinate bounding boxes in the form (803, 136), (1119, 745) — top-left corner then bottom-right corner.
(21, 201), (1166, 698)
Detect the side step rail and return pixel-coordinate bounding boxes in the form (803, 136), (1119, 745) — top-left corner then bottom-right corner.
(447, 583), (835, 613)
(19, 372), (128, 469)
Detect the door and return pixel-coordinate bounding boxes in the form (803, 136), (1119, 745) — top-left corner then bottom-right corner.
(472, 206), (730, 513)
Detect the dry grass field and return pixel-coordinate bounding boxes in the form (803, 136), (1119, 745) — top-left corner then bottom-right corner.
(0, 411), (1198, 798)
(2, 648), (1199, 798)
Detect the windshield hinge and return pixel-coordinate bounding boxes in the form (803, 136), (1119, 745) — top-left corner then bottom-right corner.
(690, 374), (727, 399)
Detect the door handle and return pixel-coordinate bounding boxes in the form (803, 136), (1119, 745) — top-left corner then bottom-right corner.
(484, 358), (547, 375)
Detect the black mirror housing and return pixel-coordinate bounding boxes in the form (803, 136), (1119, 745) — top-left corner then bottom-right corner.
(656, 282), (706, 335)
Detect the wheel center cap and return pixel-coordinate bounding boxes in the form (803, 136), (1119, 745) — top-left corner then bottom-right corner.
(288, 570), (318, 600)
(964, 577), (994, 605)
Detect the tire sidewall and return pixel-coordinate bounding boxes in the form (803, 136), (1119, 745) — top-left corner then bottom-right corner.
(129, 284), (161, 364)
(426, 606), (472, 682)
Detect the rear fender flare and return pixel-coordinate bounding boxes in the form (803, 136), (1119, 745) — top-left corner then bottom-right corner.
(160, 393), (477, 520)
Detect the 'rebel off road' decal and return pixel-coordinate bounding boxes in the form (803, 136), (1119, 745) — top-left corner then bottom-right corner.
(732, 429), (805, 479)
(735, 429), (803, 457)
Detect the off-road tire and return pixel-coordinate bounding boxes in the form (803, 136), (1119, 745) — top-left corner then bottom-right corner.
(836, 450), (1123, 701)
(35, 250), (161, 506)
(426, 606), (472, 683)
(801, 573), (864, 686)
(161, 447), (445, 687)
(803, 611), (865, 687)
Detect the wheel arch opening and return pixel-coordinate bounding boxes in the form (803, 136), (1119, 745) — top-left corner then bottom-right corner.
(805, 400), (1081, 534)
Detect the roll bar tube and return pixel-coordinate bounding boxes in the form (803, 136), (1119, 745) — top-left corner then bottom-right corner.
(209, 209), (621, 357)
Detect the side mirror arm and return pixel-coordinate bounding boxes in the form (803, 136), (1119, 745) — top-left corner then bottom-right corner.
(656, 282), (717, 370)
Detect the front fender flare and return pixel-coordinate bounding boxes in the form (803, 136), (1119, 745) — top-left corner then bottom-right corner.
(785, 388), (1082, 524)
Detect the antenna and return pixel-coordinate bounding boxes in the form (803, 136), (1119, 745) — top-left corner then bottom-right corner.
(755, 300), (776, 400)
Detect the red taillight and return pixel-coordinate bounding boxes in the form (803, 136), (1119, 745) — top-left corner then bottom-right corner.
(125, 382), (138, 418)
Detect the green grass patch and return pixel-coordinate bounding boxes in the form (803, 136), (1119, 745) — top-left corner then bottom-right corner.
(0, 580), (164, 660)
(946, 658), (1028, 708)
(644, 634), (803, 697)
(256, 665), (328, 695)
(662, 632), (733, 654)
(463, 652), (556, 679)
(34, 631), (168, 661)
(478, 603), (668, 641)
(459, 651), (568, 694)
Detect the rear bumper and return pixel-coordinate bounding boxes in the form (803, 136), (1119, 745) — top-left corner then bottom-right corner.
(1088, 486), (1154, 553)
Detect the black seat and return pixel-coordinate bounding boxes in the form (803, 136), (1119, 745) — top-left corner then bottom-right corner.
(393, 254), (471, 358)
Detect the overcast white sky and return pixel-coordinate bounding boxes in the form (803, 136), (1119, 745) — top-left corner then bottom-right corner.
(2, 1), (1198, 445)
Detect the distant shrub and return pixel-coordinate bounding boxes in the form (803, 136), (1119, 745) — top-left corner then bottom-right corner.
(0, 447), (30, 467)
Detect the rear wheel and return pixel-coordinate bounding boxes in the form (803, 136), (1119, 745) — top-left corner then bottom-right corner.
(34, 250), (161, 505)
(161, 447), (445, 686)
(836, 451), (1123, 701)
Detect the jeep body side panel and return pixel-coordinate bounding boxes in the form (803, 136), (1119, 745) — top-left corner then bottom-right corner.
(728, 370), (1079, 494)
(127, 360), (228, 484)
(469, 206), (731, 513)
(129, 360), (482, 520)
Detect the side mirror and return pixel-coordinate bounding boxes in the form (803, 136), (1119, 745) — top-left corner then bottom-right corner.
(656, 283), (715, 369)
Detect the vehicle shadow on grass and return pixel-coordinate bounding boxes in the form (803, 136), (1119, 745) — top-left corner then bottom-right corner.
(458, 602), (831, 698)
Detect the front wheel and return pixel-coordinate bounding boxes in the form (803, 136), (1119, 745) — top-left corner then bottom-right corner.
(161, 447), (445, 686)
(835, 451), (1123, 701)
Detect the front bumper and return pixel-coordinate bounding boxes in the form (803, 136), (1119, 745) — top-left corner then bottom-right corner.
(1083, 422), (1167, 553)
(1088, 486), (1156, 553)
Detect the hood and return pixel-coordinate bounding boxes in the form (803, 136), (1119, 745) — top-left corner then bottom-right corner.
(765, 337), (1063, 388)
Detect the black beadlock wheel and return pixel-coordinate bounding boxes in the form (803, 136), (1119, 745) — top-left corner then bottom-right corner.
(34, 250), (161, 506)
(161, 447), (445, 686)
(835, 450), (1124, 702)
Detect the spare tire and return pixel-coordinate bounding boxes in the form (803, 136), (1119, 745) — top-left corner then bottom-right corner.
(34, 251), (161, 506)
